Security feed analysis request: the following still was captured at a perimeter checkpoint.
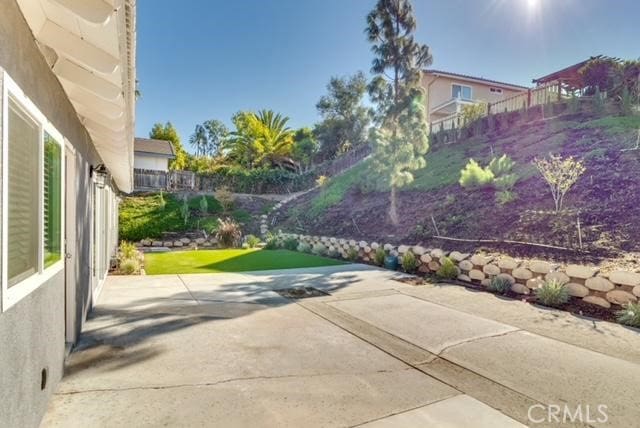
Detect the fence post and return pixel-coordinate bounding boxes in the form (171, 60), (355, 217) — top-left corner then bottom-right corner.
(527, 89), (532, 108)
(557, 81), (562, 101)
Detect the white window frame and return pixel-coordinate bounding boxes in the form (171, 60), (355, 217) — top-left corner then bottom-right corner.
(452, 83), (473, 100)
(1, 71), (65, 312)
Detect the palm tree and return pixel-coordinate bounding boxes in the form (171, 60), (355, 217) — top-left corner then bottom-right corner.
(189, 124), (208, 156)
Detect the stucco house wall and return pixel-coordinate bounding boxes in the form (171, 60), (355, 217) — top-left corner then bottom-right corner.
(0, 2), (120, 427)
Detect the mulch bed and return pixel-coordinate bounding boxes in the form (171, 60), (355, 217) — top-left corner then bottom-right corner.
(396, 276), (618, 323)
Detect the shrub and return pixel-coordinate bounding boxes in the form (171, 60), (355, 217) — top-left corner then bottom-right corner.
(214, 186), (235, 213)
(616, 302), (640, 327)
(401, 251), (419, 273)
(245, 234), (261, 248)
(373, 247), (386, 266)
(120, 258), (140, 275)
(158, 190), (166, 210)
(283, 237), (299, 251)
(316, 175), (328, 187)
(297, 242), (312, 253)
(264, 235), (279, 250)
(347, 247), (359, 261)
(436, 257), (458, 279)
(215, 218), (242, 248)
(311, 243), (327, 256)
(535, 279), (569, 307)
(496, 190), (516, 205)
(180, 197), (190, 225)
(118, 241), (138, 262)
(488, 276), (512, 294)
(532, 154), (585, 213)
(459, 159), (494, 188)
(327, 248), (340, 258)
(199, 195), (208, 215)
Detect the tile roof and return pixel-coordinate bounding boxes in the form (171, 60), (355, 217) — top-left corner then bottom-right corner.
(134, 138), (176, 157)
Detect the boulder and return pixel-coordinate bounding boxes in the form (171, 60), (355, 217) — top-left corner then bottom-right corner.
(497, 257), (518, 270)
(383, 243), (394, 251)
(330, 237), (337, 244)
(140, 239), (152, 247)
(195, 237), (206, 244)
(348, 240), (357, 247)
(430, 248), (445, 259)
(606, 289), (637, 305)
(526, 278), (545, 290)
(470, 254), (492, 266)
(585, 277), (615, 292)
(565, 283), (589, 298)
(608, 271), (640, 287)
(398, 245), (410, 254)
(152, 241), (163, 247)
(634, 286), (640, 298)
(512, 267), (533, 281)
(583, 296), (611, 309)
(529, 260), (552, 275)
(511, 283), (530, 295)
(359, 241), (368, 249)
(418, 265), (431, 274)
(173, 241), (183, 247)
(481, 279), (491, 287)
(457, 274), (471, 282)
(482, 264), (501, 276)
(180, 237), (191, 244)
(469, 269), (485, 281)
(545, 271), (570, 285)
(363, 246), (372, 254)
(565, 264), (597, 280)
(163, 241), (173, 247)
(412, 246), (428, 256)
(458, 260), (474, 271)
(371, 242), (380, 250)
(420, 254), (432, 264)
(428, 261), (441, 271)
(449, 251), (469, 262)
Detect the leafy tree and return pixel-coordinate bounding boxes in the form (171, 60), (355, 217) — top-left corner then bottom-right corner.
(533, 154), (585, 213)
(314, 72), (371, 160)
(225, 110), (294, 168)
(291, 127), (319, 170)
(366, 0), (432, 224)
(149, 122), (188, 170)
(189, 120), (228, 157)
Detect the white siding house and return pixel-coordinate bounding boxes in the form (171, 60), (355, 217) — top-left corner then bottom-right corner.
(134, 137), (175, 172)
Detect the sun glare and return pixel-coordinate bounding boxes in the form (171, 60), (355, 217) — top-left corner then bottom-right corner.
(527, 0), (539, 10)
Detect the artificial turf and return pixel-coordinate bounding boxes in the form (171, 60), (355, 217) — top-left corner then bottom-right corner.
(143, 249), (346, 275)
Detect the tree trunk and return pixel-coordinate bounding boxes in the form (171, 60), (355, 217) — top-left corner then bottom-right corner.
(389, 185), (399, 225)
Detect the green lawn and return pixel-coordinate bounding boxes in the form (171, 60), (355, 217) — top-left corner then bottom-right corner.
(144, 249), (346, 275)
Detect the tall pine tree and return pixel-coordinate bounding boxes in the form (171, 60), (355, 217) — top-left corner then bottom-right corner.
(366, 0), (432, 225)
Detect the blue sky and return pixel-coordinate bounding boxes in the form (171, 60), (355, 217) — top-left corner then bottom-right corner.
(135, 0), (639, 148)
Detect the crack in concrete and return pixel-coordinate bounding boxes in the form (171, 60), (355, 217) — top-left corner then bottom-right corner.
(54, 368), (414, 396)
(435, 329), (521, 356)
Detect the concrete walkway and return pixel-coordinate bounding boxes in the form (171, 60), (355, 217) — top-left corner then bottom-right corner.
(42, 264), (640, 427)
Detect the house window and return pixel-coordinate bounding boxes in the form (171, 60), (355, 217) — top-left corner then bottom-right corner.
(452, 84), (472, 100)
(2, 72), (64, 310)
(490, 87), (503, 94)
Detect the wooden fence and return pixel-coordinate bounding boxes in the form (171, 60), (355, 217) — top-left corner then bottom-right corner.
(134, 169), (195, 191)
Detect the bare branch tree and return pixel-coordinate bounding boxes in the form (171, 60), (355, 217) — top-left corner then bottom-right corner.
(533, 154), (586, 213)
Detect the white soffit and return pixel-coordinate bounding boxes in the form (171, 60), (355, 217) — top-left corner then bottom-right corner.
(16, 0), (136, 192)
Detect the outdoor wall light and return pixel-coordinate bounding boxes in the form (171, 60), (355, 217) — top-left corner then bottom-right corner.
(90, 163), (109, 188)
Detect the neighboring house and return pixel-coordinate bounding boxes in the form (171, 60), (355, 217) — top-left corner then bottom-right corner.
(422, 69), (528, 125)
(134, 137), (176, 172)
(0, 1), (136, 427)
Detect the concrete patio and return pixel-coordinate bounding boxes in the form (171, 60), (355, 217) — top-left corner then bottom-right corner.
(42, 264), (640, 427)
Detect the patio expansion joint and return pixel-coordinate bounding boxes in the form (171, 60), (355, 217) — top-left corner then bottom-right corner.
(53, 368), (415, 396)
(176, 274), (200, 305)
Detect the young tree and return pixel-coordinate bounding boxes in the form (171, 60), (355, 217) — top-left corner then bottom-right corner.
(366, 0), (433, 224)
(314, 72), (371, 160)
(149, 122), (188, 170)
(291, 127), (319, 170)
(189, 124), (208, 157)
(189, 120), (229, 157)
(533, 154), (586, 213)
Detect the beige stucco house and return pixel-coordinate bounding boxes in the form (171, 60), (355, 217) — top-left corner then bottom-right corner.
(422, 70), (528, 126)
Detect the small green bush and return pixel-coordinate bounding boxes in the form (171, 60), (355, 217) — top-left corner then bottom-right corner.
(312, 243), (327, 256)
(459, 159), (494, 187)
(436, 257), (458, 279)
(118, 241), (138, 262)
(496, 190), (517, 205)
(215, 218), (242, 248)
(120, 258), (140, 275)
(488, 276), (512, 294)
(283, 237), (299, 251)
(535, 279), (569, 307)
(297, 242), (312, 253)
(245, 234), (261, 248)
(373, 247), (386, 266)
(347, 247), (359, 261)
(180, 197), (190, 225)
(401, 251), (419, 273)
(199, 195), (208, 215)
(616, 302), (640, 327)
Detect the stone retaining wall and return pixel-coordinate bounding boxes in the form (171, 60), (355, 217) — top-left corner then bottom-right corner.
(283, 233), (640, 309)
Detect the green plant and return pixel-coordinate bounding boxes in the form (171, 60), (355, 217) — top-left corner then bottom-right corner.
(180, 197), (190, 225)
(347, 246), (359, 261)
(316, 175), (328, 187)
(119, 258), (140, 275)
(535, 279), (570, 307)
(297, 242), (312, 253)
(401, 251), (419, 273)
(264, 233), (279, 250)
(199, 195), (208, 215)
(245, 234), (261, 248)
(159, 190), (166, 210)
(496, 190), (516, 205)
(436, 257), (458, 279)
(373, 247), (386, 266)
(118, 241), (138, 262)
(311, 243), (327, 256)
(215, 218), (242, 248)
(214, 186), (235, 213)
(616, 302), (640, 327)
(532, 154), (586, 213)
(621, 85), (633, 116)
(488, 276), (512, 294)
(283, 237), (299, 251)
(593, 86), (605, 115)
(459, 159), (494, 187)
